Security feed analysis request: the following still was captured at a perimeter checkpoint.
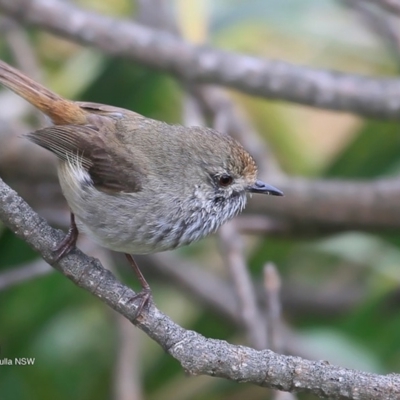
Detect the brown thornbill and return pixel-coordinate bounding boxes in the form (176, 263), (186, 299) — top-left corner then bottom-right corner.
(0, 60), (283, 316)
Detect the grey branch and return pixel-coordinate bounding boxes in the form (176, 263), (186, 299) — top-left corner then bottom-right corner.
(342, 0), (400, 65)
(0, 173), (399, 399)
(364, 0), (400, 16)
(219, 222), (267, 349)
(0, 258), (51, 290)
(264, 263), (284, 353)
(0, 0), (400, 119)
(248, 177), (400, 230)
(2, 139), (400, 231)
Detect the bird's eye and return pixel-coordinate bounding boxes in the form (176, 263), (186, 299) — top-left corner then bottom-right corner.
(218, 174), (233, 187)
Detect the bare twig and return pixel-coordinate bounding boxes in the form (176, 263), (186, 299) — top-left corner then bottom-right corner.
(248, 177), (400, 230)
(192, 86), (283, 178)
(92, 246), (144, 400)
(264, 264), (298, 400)
(273, 392), (299, 400)
(0, 258), (51, 290)
(341, 0), (400, 64)
(1, 17), (42, 80)
(264, 263), (284, 354)
(182, 92), (207, 127)
(219, 222), (267, 349)
(144, 253), (240, 323)
(142, 253), (365, 333)
(1, 0), (400, 119)
(363, 0), (400, 16)
(233, 215), (290, 235)
(114, 317), (143, 400)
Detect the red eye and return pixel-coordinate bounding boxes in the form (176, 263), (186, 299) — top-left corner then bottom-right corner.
(219, 174), (233, 187)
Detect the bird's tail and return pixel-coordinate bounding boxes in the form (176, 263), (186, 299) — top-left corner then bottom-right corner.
(0, 59), (87, 125)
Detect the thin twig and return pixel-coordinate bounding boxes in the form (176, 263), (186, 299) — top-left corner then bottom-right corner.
(218, 222), (267, 349)
(341, 0), (400, 65)
(1, 17), (42, 80)
(192, 86), (283, 178)
(114, 318), (143, 400)
(232, 215), (289, 235)
(264, 263), (298, 400)
(248, 177), (400, 230)
(263, 263), (284, 353)
(0, 258), (52, 290)
(87, 245), (144, 400)
(363, 0), (400, 16)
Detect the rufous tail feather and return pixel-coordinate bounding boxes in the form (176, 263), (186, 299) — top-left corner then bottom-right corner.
(0, 60), (87, 125)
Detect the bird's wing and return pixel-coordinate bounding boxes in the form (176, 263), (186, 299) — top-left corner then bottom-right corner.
(26, 125), (145, 194)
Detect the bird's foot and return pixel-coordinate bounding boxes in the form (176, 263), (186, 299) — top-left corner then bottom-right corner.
(125, 253), (153, 320)
(127, 287), (153, 320)
(52, 213), (79, 263)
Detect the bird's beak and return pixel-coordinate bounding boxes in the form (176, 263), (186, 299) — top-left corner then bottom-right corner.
(247, 180), (284, 196)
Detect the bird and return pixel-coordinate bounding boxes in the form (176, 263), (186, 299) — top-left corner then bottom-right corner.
(0, 59), (283, 316)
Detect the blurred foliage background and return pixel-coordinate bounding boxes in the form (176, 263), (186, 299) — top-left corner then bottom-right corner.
(0, 0), (399, 399)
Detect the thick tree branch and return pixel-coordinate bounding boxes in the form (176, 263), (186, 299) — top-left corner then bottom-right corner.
(0, 0), (400, 119)
(0, 176), (399, 398)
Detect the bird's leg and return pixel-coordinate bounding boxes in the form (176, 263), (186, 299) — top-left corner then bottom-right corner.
(53, 212), (79, 262)
(125, 253), (152, 319)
